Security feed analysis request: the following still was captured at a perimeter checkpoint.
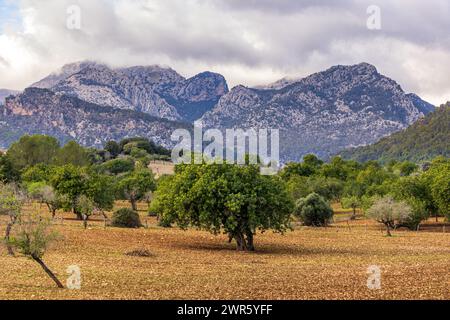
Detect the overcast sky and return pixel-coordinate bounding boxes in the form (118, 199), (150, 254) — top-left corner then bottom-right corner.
(0, 0), (449, 105)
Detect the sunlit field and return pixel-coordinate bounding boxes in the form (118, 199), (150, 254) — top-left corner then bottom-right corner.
(0, 201), (448, 300)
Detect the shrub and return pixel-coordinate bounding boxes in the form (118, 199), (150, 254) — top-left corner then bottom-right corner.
(111, 208), (142, 228)
(294, 193), (333, 226)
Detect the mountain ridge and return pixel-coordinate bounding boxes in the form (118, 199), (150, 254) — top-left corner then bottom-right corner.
(200, 62), (435, 161)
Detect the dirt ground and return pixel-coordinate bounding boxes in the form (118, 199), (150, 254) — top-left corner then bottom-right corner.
(0, 202), (449, 300)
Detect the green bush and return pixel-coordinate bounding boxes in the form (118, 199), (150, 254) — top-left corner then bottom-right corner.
(111, 208), (142, 228)
(294, 193), (333, 227)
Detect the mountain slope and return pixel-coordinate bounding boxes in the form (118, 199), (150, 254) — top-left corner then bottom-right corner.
(32, 62), (228, 122)
(0, 89), (19, 105)
(200, 63), (435, 162)
(337, 103), (450, 163)
(0, 88), (190, 149)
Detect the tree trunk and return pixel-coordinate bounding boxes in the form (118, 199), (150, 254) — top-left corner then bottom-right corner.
(349, 207), (356, 220)
(32, 255), (64, 288)
(82, 214), (88, 229)
(235, 233), (245, 251)
(5, 219), (15, 256)
(73, 205), (83, 220)
(245, 232), (255, 251)
(234, 231), (255, 251)
(130, 198), (138, 211)
(385, 224), (392, 237)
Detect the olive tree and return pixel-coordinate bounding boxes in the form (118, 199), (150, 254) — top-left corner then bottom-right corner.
(7, 211), (63, 288)
(116, 169), (156, 211)
(341, 196), (361, 220)
(150, 163), (294, 251)
(366, 196), (412, 236)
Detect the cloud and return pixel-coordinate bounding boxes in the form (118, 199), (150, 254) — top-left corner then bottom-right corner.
(0, 0), (449, 104)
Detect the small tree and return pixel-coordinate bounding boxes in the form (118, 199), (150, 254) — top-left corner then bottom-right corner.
(8, 211), (63, 288)
(116, 169), (156, 211)
(366, 196), (412, 236)
(341, 196), (361, 220)
(27, 183), (65, 218)
(76, 195), (95, 229)
(0, 183), (25, 255)
(294, 193), (333, 227)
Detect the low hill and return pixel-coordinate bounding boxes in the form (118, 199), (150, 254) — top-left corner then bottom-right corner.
(338, 102), (449, 163)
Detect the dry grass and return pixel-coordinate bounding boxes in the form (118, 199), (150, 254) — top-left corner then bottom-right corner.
(148, 161), (175, 178)
(0, 202), (449, 300)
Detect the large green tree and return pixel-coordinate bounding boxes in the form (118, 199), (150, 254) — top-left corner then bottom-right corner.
(6, 135), (60, 171)
(151, 163), (294, 251)
(54, 141), (89, 167)
(50, 165), (87, 219)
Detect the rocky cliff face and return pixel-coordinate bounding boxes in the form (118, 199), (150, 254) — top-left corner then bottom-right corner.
(32, 62), (228, 122)
(200, 63), (435, 161)
(0, 88), (190, 149)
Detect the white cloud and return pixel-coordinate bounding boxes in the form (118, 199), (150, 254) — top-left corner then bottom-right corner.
(0, 0), (449, 105)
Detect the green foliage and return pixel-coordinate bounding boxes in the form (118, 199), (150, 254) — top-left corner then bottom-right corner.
(286, 176), (343, 202)
(54, 141), (89, 167)
(120, 137), (170, 156)
(294, 193), (333, 227)
(0, 153), (20, 183)
(341, 195), (361, 219)
(111, 208), (142, 228)
(116, 169), (156, 211)
(428, 160), (450, 220)
(151, 163), (294, 251)
(21, 164), (55, 183)
(0, 183), (24, 218)
(84, 172), (115, 211)
(51, 165), (87, 204)
(99, 157), (135, 175)
(394, 161), (418, 176)
(104, 140), (121, 158)
(6, 135), (60, 171)
(8, 212), (59, 259)
(340, 103), (449, 163)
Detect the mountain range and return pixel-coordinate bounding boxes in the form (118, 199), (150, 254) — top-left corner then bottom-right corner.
(0, 61), (436, 161)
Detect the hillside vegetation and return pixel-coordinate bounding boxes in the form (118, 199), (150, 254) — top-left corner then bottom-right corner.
(339, 103), (449, 163)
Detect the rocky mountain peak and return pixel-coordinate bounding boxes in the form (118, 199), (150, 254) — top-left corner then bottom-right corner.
(29, 61), (229, 122)
(201, 63), (435, 162)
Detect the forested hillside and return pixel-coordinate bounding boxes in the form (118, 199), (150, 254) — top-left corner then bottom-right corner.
(338, 103), (449, 163)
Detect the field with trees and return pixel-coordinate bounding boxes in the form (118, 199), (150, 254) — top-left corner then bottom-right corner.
(0, 134), (449, 299)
